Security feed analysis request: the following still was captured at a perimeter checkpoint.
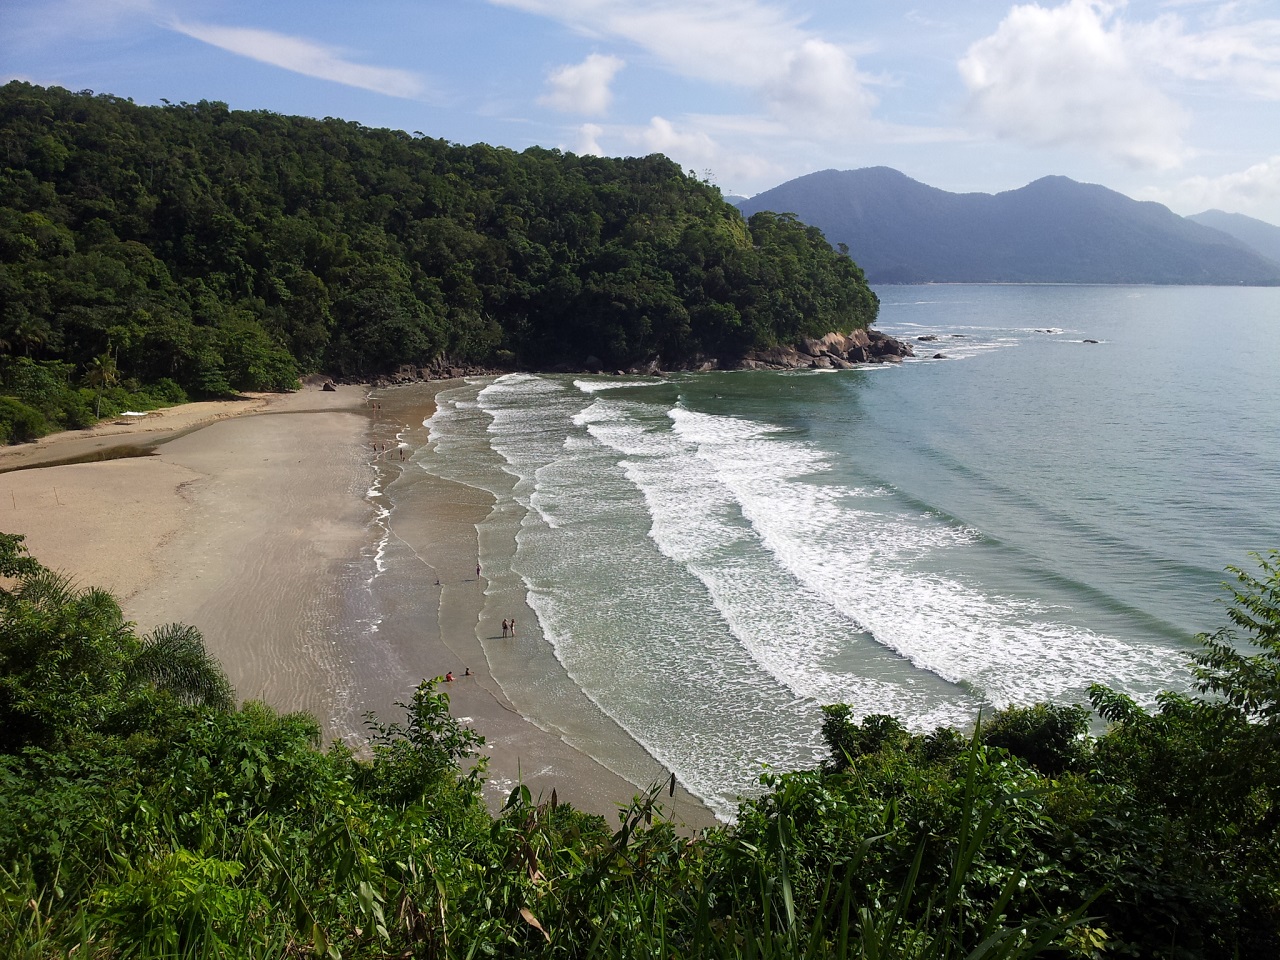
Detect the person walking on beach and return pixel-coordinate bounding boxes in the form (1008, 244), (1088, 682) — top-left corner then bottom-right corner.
(501, 618), (509, 638)
(476, 564), (481, 579)
(509, 617), (516, 637)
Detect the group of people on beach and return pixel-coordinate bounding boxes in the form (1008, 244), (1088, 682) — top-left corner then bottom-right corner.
(444, 667), (472, 682)
(502, 618), (517, 637)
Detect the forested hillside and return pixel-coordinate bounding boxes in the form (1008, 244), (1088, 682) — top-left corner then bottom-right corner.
(0, 81), (877, 436)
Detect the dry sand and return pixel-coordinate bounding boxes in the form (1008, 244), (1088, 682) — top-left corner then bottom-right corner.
(0, 383), (716, 827)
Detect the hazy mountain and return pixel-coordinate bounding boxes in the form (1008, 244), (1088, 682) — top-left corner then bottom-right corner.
(736, 168), (1280, 285)
(1188, 209), (1280, 266)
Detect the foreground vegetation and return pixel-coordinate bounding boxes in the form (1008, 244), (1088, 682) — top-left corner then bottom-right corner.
(1, 532), (1278, 957)
(0, 82), (878, 442)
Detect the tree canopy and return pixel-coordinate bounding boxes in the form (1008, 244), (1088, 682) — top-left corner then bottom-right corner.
(0, 81), (878, 439)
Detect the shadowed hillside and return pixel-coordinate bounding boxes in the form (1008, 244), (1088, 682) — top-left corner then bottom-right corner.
(738, 167), (1280, 285)
(1189, 209), (1280, 266)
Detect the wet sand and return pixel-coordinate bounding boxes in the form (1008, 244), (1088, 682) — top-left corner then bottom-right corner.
(0, 383), (716, 827)
(363, 385), (714, 822)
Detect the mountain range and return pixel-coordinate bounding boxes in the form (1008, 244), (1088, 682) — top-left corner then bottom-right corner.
(1187, 209), (1280, 266)
(735, 168), (1280, 285)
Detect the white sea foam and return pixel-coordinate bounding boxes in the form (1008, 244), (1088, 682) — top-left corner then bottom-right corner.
(581, 397), (977, 730)
(475, 379), (836, 815)
(416, 363), (1213, 816)
(573, 378), (666, 393)
(666, 406), (1188, 708)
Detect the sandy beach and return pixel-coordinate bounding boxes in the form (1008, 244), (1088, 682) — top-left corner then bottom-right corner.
(0, 382), (716, 826)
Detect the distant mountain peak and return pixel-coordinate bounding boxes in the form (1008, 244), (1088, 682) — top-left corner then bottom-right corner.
(1188, 209), (1280, 266)
(737, 168), (1280, 285)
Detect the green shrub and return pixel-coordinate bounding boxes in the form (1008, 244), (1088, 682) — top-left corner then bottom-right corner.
(145, 378), (188, 405)
(0, 396), (49, 444)
(981, 702), (1090, 777)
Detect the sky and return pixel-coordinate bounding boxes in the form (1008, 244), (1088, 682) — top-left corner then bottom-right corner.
(3, 0), (1280, 224)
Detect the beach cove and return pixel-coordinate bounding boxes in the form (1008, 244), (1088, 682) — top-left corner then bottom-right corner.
(0, 380), (717, 826)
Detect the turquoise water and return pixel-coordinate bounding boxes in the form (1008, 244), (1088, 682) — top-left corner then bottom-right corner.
(406, 284), (1280, 817)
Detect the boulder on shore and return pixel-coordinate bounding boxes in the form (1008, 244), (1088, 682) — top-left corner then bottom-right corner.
(731, 328), (914, 371)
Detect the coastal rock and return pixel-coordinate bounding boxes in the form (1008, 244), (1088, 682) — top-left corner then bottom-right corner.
(626, 359), (664, 376)
(731, 328), (914, 371)
(867, 329), (913, 361)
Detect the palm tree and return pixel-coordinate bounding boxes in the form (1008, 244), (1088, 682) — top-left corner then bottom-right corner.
(126, 622), (236, 711)
(84, 349), (119, 418)
(0, 567), (137, 751)
(5, 318), (51, 357)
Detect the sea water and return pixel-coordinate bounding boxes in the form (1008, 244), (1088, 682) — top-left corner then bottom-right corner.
(404, 284), (1280, 818)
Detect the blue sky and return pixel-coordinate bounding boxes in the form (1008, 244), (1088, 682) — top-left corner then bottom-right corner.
(4, 0), (1280, 223)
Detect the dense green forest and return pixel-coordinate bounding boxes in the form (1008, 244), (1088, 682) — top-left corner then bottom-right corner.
(0, 81), (877, 442)
(2, 531), (1278, 958)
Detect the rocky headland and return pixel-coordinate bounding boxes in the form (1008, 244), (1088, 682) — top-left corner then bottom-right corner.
(365, 329), (915, 387)
(732, 328), (914, 371)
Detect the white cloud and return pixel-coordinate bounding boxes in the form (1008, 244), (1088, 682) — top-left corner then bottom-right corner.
(631, 115), (717, 161)
(1147, 154), (1280, 218)
(539, 53), (624, 114)
(168, 20), (426, 99)
(622, 115), (782, 191)
(491, 0), (876, 135)
(1131, 12), (1280, 99)
(764, 38), (876, 132)
(959, 0), (1188, 169)
(575, 122), (606, 155)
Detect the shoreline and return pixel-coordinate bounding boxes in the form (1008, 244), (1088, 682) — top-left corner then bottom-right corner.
(0, 383), (718, 827)
(370, 382), (715, 821)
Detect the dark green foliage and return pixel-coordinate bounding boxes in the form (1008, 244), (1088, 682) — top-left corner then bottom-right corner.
(125, 623), (235, 712)
(1078, 555), (1280, 956)
(0, 396), (48, 444)
(0, 532), (40, 581)
(0, 355), (177, 440)
(2, 538), (1278, 957)
(1192, 549), (1280, 722)
(980, 702), (1090, 777)
(0, 545), (234, 753)
(358, 681), (487, 807)
(0, 565), (138, 752)
(0, 81), (878, 442)
(820, 706), (909, 771)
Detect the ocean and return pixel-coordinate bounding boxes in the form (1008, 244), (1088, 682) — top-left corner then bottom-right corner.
(395, 284), (1280, 818)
